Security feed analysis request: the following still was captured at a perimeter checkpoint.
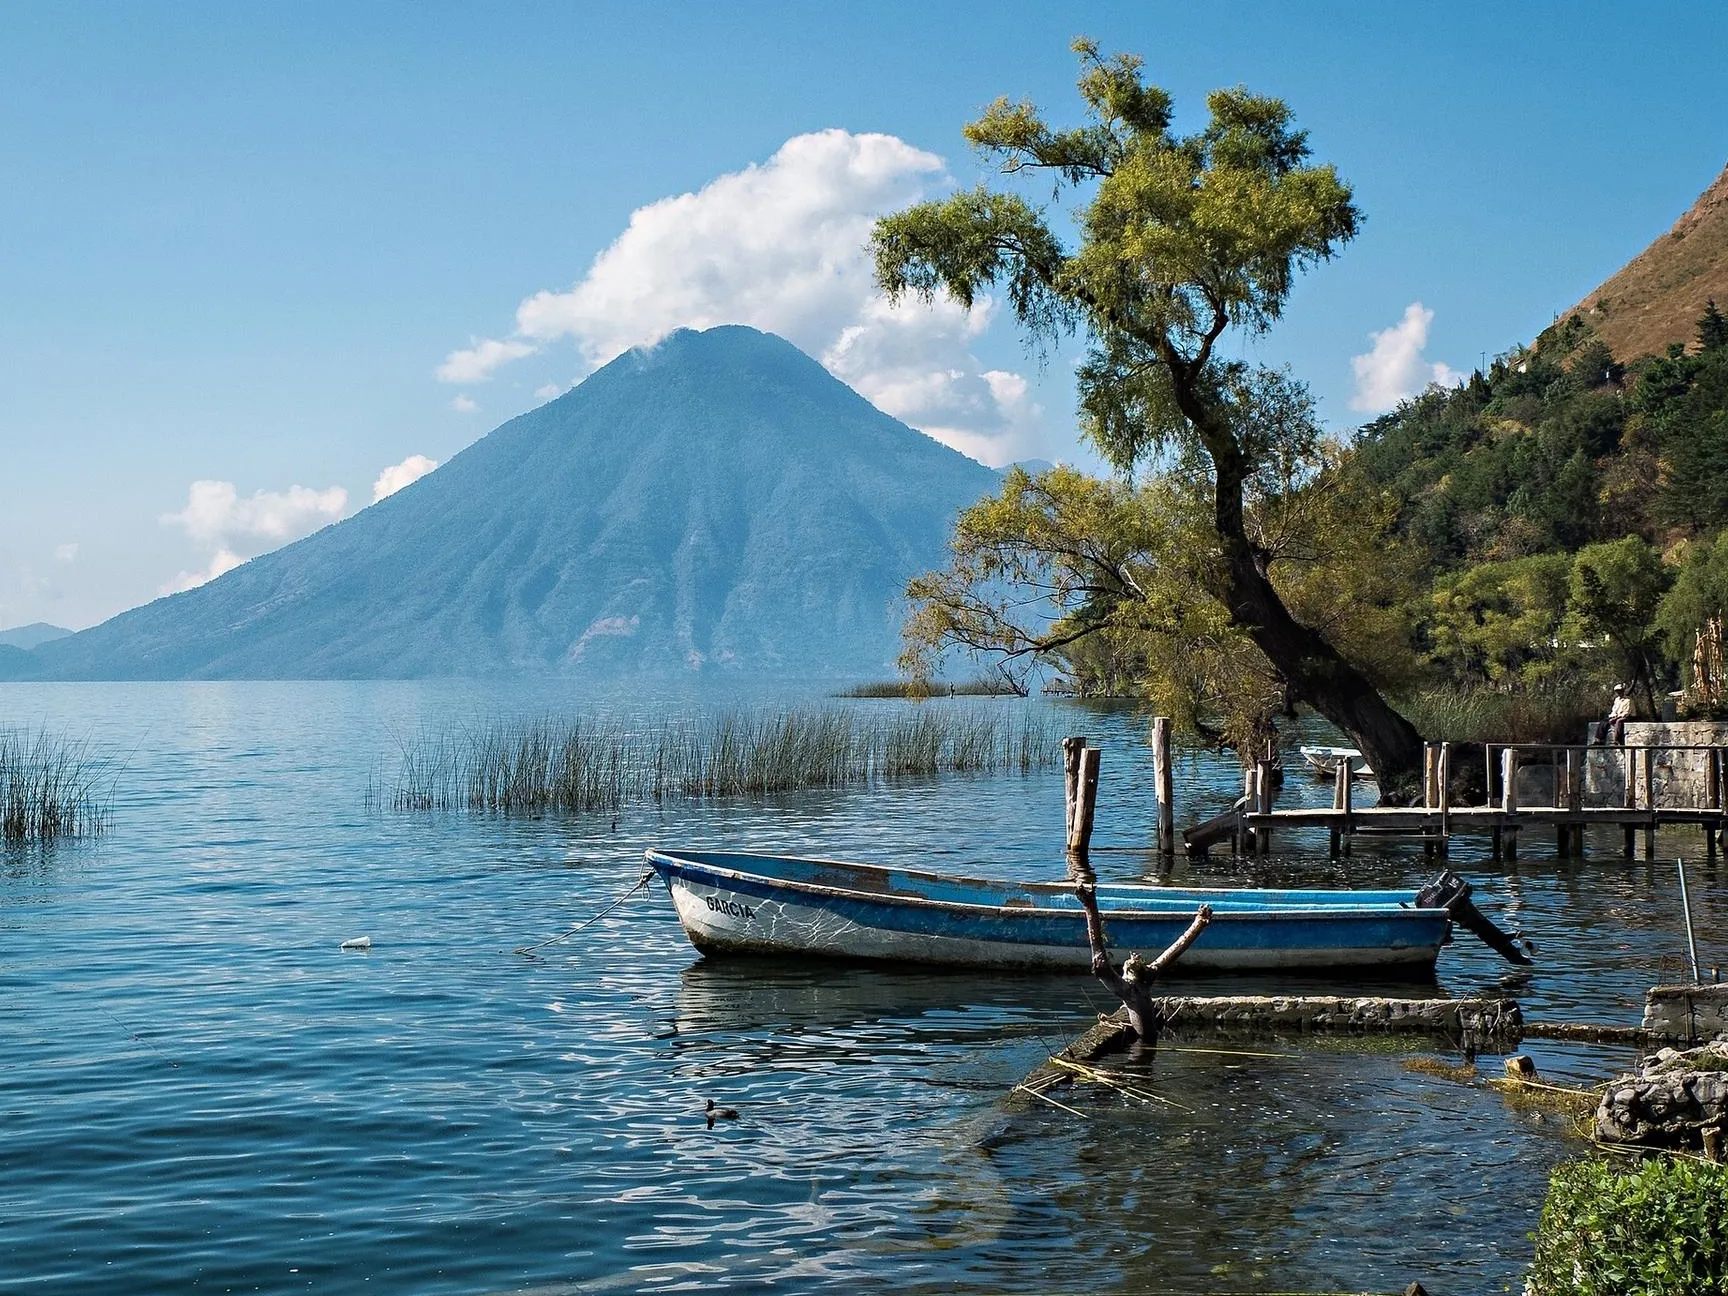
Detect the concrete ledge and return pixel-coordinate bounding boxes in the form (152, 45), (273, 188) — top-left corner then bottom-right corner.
(1151, 994), (1522, 1037)
(1643, 983), (1728, 1044)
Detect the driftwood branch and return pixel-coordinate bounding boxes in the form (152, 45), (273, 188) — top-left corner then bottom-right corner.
(1061, 733), (1211, 1040)
(1072, 860), (1211, 1040)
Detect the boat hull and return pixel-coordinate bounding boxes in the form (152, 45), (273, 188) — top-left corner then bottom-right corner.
(647, 850), (1449, 973)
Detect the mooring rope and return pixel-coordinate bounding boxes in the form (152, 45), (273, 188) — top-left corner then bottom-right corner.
(515, 866), (655, 957)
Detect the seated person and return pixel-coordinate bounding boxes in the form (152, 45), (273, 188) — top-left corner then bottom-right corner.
(1593, 683), (1634, 745)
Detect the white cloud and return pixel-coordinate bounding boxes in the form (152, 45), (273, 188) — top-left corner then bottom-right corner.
(436, 337), (535, 384)
(372, 454), (439, 502)
(163, 548), (246, 594)
(53, 542), (78, 563)
(1349, 302), (1463, 414)
(534, 383), (564, 401)
(159, 480), (348, 593)
(442, 129), (1057, 465)
(451, 394), (479, 414)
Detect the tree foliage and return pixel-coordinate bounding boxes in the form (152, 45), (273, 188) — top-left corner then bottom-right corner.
(876, 39), (1429, 783)
(881, 48), (1728, 752)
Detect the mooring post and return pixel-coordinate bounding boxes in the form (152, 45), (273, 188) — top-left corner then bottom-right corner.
(1622, 745), (1638, 858)
(1328, 757), (1344, 857)
(1501, 747), (1520, 860)
(1152, 717), (1174, 857)
(1714, 745), (1728, 856)
(1438, 742), (1452, 855)
(1708, 749), (1721, 859)
(1643, 746), (1658, 861)
(1569, 745), (1584, 856)
(1255, 755), (1274, 856)
(1560, 746), (1579, 856)
(1068, 745), (1102, 855)
(1334, 756), (1347, 857)
(1062, 735), (1085, 842)
(1421, 743), (1439, 857)
(1239, 766), (1257, 856)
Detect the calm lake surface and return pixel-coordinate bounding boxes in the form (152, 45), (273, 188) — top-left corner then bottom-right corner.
(3, 681), (1723, 1294)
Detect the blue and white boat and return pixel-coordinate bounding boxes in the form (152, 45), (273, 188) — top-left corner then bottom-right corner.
(644, 849), (1458, 973)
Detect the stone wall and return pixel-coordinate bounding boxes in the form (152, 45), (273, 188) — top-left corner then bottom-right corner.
(1644, 983), (1728, 1044)
(1578, 720), (1728, 809)
(1595, 1042), (1728, 1150)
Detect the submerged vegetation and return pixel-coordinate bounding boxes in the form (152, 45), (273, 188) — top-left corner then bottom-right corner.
(1, 729), (111, 842)
(376, 704), (1062, 815)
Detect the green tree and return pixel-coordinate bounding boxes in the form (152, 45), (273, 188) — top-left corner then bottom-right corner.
(1699, 298), (1728, 352)
(1565, 537), (1673, 714)
(1425, 554), (1572, 687)
(872, 40), (1427, 789)
(901, 453), (1419, 760)
(1657, 531), (1728, 712)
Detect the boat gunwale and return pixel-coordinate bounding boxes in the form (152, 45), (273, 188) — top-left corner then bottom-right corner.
(644, 848), (1448, 925)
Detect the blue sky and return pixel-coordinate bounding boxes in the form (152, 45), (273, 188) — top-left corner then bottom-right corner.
(3, 1), (1725, 630)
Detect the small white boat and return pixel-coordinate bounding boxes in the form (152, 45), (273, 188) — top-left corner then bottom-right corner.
(645, 849), (1459, 973)
(1299, 745), (1372, 777)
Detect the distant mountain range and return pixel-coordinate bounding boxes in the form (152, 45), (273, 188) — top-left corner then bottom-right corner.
(0, 622), (71, 650)
(1565, 160), (1728, 360)
(7, 327), (999, 680)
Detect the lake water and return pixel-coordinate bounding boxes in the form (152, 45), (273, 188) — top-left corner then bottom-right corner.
(3, 681), (1723, 1294)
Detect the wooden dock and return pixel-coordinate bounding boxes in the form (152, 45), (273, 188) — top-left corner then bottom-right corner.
(1183, 739), (1728, 860)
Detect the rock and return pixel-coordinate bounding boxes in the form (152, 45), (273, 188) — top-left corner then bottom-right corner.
(1504, 1054), (1538, 1082)
(1594, 1043), (1728, 1149)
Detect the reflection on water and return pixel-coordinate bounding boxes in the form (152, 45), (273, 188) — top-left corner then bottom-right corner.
(1, 680), (1723, 1292)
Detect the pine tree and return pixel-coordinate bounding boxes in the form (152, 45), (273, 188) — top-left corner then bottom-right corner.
(1699, 299), (1728, 352)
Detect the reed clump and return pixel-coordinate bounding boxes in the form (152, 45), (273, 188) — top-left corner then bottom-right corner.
(378, 705), (1062, 814)
(1, 729), (112, 842)
(838, 676), (1021, 699)
(1395, 685), (1598, 744)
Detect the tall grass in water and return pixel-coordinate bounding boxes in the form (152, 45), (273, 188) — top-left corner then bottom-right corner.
(1, 730), (111, 842)
(379, 705), (1062, 814)
(381, 717), (630, 813)
(838, 676), (1022, 699)
(1395, 686), (1599, 744)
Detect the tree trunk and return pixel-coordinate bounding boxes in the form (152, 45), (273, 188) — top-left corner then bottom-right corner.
(1183, 382), (1427, 798)
(1217, 532), (1425, 796)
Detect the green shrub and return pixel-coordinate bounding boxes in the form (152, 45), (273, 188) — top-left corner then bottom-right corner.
(1528, 1155), (1728, 1295)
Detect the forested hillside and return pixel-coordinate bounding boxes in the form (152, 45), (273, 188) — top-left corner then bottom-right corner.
(1349, 302), (1728, 718)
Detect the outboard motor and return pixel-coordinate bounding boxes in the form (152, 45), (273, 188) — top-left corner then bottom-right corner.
(1418, 870), (1532, 966)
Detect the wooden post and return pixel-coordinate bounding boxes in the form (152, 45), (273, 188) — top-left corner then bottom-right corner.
(1233, 766), (1255, 857)
(1329, 757), (1344, 857)
(1152, 717), (1174, 857)
(1569, 746), (1582, 857)
(1254, 757), (1274, 856)
(1501, 747), (1519, 860)
(1623, 744), (1638, 858)
(1713, 747), (1727, 858)
(1437, 742), (1452, 855)
(1068, 745), (1101, 855)
(1334, 756), (1347, 857)
(1421, 743), (1438, 856)
(1062, 735), (1085, 842)
(1643, 746), (1657, 860)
